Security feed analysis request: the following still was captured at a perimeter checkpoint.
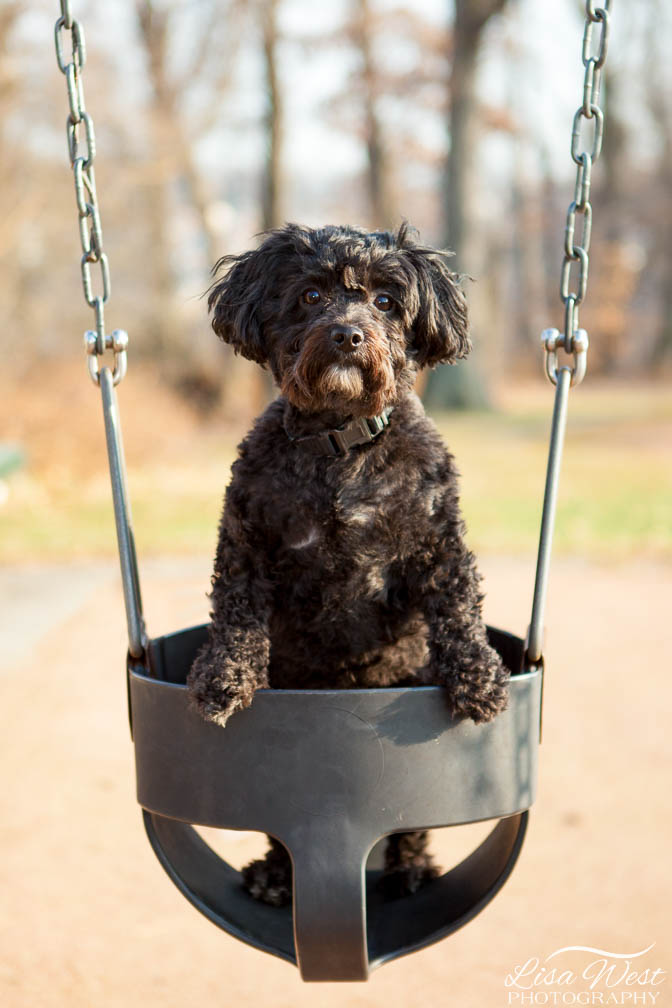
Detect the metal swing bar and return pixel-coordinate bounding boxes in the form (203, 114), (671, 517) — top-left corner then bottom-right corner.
(99, 368), (146, 660)
(527, 0), (611, 666)
(54, 0), (146, 659)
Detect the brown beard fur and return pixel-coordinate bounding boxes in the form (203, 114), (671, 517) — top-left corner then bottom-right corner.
(280, 327), (398, 416)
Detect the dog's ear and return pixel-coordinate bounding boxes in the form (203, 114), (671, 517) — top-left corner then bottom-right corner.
(399, 233), (471, 368)
(207, 248), (269, 365)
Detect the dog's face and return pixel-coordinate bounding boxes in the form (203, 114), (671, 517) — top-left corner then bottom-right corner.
(208, 223), (470, 417)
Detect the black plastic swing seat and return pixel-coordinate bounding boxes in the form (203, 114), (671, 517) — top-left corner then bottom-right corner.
(128, 624), (541, 982)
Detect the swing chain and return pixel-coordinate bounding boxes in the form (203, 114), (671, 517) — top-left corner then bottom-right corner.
(54, 0), (127, 387)
(528, 2), (613, 669)
(54, 1), (146, 659)
(543, 0), (611, 387)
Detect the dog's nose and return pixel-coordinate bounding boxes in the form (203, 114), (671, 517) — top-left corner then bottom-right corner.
(331, 325), (365, 352)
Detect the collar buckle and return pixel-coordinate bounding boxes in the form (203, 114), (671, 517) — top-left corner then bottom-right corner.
(291, 409), (392, 457)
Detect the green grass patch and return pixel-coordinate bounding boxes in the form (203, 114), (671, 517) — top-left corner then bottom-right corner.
(431, 384), (672, 560)
(2, 383), (670, 563)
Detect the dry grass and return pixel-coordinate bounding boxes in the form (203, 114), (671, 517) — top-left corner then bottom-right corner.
(1, 362), (670, 563)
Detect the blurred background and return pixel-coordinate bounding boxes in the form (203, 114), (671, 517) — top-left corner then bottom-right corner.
(0, 0), (670, 565)
(0, 3), (671, 1006)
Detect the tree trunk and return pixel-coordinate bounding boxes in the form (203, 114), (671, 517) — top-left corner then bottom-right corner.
(645, 1), (672, 369)
(444, 19), (479, 270)
(649, 145), (672, 368)
(424, 0), (508, 411)
(261, 0), (283, 231)
(134, 0), (245, 411)
(356, 0), (395, 228)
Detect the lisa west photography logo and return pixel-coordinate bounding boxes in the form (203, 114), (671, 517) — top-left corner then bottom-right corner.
(504, 943), (667, 1006)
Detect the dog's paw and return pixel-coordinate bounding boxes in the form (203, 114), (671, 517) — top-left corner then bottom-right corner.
(447, 643), (510, 724)
(449, 678), (509, 724)
(242, 850), (292, 907)
(187, 651), (255, 727)
(377, 862), (439, 901)
(190, 678), (255, 727)
(196, 691), (249, 728)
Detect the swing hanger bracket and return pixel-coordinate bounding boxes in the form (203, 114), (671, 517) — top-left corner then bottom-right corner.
(84, 327), (128, 387)
(542, 327), (589, 388)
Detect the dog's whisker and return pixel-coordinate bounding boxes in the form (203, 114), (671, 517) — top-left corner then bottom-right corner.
(321, 364), (365, 400)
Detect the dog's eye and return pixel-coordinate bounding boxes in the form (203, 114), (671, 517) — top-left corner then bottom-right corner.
(374, 294), (393, 312)
(302, 289), (321, 306)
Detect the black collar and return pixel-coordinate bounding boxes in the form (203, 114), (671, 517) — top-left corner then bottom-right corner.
(287, 409), (393, 457)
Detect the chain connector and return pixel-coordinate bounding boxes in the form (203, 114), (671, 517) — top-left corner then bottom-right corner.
(582, 8), (610, 70)
(573, 153), (592, 212)
(565, 201), (592, 261)
(585, 1), (611, 25)
(85, 329), (128, 387)
(67, 110), (96, 168)
(542, 327), (589, 387)
(571, 104), (604, 165)
(65, 62), (85, 124)
(54, 15), (86, 74)
(59, 1), (74, 30)
(80, 249), (110, 306)
(560, 246), (589, 306)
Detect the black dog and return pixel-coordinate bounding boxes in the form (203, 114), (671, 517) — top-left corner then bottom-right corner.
(188, 222), (509, 904)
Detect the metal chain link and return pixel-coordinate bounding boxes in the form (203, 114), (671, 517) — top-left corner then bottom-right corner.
(542, 0), (611, 387)
(527, 2), (613, 668)
(54, 0), (128, 385)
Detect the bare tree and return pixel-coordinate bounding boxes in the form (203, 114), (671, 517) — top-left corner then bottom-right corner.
(0, 3), (72, 369)
(444, 0), (509, 265)
(0, 2), (19, 105)
(0, 3), (24, 262)
(136, 0), (247, 268)
(646, 1), (672, 368)
(296, 1), (446, 230)
(425, 0), (510, 411)
(133, 0), (258, 409)
(259, 0), (284, 230)
(353, 0), (394, 227)
(649, 117), (672, 367)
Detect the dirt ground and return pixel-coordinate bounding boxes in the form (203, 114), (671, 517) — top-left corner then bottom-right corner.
(1, 555), (670, 1008)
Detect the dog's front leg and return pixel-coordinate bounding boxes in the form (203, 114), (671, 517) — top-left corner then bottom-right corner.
(414, 508), (509, 724)
(188, 504), (272, 728)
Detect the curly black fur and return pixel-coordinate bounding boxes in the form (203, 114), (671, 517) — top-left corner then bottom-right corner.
(188, 222), (509, 904)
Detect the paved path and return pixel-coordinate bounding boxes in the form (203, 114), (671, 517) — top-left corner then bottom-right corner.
(0, 557), (670, 1007)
